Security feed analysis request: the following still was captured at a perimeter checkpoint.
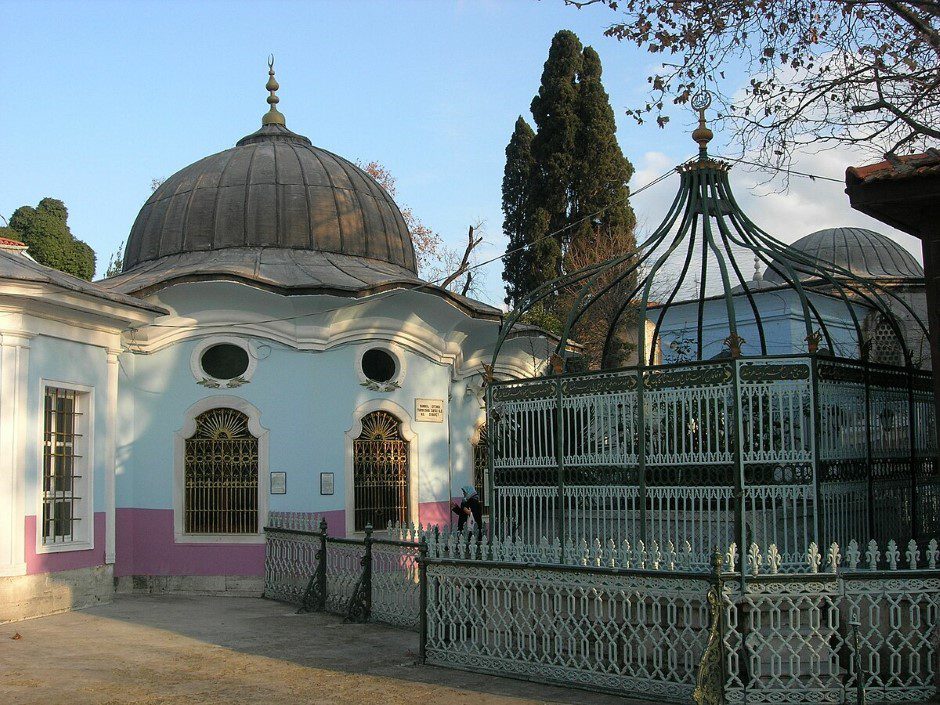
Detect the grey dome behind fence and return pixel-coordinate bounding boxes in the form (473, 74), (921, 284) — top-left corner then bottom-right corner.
(764, 227), (923, 283)
(121, 62), (416, 277)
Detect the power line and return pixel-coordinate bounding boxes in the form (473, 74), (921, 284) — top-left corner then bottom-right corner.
(129, 163), (682, 332)
(714, 154), (845, 183)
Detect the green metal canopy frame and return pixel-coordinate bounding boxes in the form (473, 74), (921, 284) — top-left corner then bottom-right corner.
(491, 97), (929, 372)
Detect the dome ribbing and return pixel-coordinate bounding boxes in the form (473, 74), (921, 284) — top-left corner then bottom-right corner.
(122, 124), (416, 274)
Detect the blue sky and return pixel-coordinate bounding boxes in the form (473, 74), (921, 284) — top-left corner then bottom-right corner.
(0, 0), (921, 305)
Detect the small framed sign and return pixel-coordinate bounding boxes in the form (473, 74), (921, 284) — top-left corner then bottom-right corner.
(415, 398), (444, 423)
(270, 471), (287, 494)
(320, 472), (335, 496)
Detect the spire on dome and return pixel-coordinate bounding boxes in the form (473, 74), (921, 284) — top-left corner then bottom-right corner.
(262, 55), (286, 126)
(690, 90), (713, 159)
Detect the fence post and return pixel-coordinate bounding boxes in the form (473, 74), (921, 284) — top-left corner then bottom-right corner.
(418, 535), (428, 664)
(693, 549), (726, 705)
(298, 516), (328, 613)
(346, 523), (373, 622)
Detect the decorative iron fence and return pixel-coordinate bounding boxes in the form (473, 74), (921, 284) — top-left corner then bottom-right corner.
(264, 517), (939, 703)
(263, 513), (424, 628)
(487, 355), (938, 568)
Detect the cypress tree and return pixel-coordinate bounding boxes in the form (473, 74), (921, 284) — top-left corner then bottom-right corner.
(501, 116), (536, 308)
(527, 29), (583, 285)
(570, 46), (636, 262)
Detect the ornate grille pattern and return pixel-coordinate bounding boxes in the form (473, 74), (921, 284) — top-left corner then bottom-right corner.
(324, 541), (365, 613)
(371, 541), (420, 628)
(264, 526), (321, 603)
(472, 423), (489, 518)
(353, 411), (408, 532)
(722, 573), (940, 703)
(425, 563), (712, 700)
(184, 408), (259, 534)
(42, 387), (83, 543)
(488, 356), (935, 565)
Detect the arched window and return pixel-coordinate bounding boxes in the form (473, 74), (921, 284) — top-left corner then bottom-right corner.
(353, 411), (409, 532)
(865, 312), (905, 367)
(184, 408), (259, 534)
(472, 422), (488, 514)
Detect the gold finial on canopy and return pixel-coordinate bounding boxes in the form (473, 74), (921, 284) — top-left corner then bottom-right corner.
(690, 90), (714, 157)
(262, 55), (286, 126)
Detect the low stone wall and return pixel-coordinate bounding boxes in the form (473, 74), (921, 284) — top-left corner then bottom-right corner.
(0, 565), (113, 623)
(114, 574), (263, 596)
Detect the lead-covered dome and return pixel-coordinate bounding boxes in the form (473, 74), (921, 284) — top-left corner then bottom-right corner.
(122, 123), (415, 274)
(765, 227), (922, 283)
(104, 60), (419, 297)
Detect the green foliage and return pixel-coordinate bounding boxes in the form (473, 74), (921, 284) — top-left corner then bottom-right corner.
(104, 241), (125, 278)
(527, 29), (583, 287)
(7, 198), (96, 280)
(501, 30), (639, 368)
(570, 46), (637, 266)
(501, 117), (536, 308)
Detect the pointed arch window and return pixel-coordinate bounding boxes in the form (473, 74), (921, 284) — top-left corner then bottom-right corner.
(866, 312), (905, 367)
(353, 411), (408, 532)
(184, 408), (259, 534)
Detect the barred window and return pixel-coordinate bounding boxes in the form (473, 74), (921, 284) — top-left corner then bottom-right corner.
(353, 411), (408, 532)
(184, 408), (259, 534)
(472, 423), (488, 516)
(866, 313), (905, 367)
(42, 387), (87, 544)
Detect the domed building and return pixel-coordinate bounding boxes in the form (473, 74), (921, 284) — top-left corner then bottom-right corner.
(654, 226), (929, 367)
(0, 64), (551, 620)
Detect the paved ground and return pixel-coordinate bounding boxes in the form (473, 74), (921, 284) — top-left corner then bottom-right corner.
(0, 595), (647, 705)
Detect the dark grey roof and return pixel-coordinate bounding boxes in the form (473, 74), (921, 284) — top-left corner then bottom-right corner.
(764, 227), (923, 283)
(99, 246), (501, 318)
(122, 123), (416, 278)
(0, 249), (166, 314)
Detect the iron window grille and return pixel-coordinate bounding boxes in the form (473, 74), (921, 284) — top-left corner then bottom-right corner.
(42, 387), (84, 544)
(184, 408), (259, 534)
(473, 423), (489, 516)
(353, 411), (408, 532)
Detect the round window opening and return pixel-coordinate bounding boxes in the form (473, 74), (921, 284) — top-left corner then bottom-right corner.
(200, 343), (250, 380)
(362, 348), (397, 383)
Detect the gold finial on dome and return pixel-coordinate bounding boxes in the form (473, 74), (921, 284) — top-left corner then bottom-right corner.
(690, 90), (713, 158)
(262, 55), (286, 126)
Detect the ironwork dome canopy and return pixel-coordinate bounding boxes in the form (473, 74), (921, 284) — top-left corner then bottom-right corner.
(492, 100), (928, 370)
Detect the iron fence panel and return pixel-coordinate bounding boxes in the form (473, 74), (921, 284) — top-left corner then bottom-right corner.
(425, 561), (712, 702)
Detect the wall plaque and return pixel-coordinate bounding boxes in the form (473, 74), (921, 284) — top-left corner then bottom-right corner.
(320, 472), (334, 496)
(270, 471), (287, 494)
(415, 398), (444, 423)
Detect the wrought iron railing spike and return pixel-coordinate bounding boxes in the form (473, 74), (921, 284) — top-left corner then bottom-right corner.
(766, 544), (781, 574)
(886, 539), (900, 570)
(747, 543), (762, 577)
(806, 542), (822, 573)
(725, 543), (738, 573)
(928, 539), (939, 569)
(867, 539), (881, 570)
(846, 540), (861, 570)
(906, 539), (920, 570)
(827, 542), (841, 574)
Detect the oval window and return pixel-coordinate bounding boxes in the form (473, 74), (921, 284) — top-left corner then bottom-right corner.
(361, 348), (397, 383)
(201, 344), (250, 380)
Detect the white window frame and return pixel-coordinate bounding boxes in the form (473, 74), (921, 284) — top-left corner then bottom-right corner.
(355, 342), (407, 389)
(190, 336), (258, 389)
(35, 380), (95, 554)
(174, 395), (269, 544)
